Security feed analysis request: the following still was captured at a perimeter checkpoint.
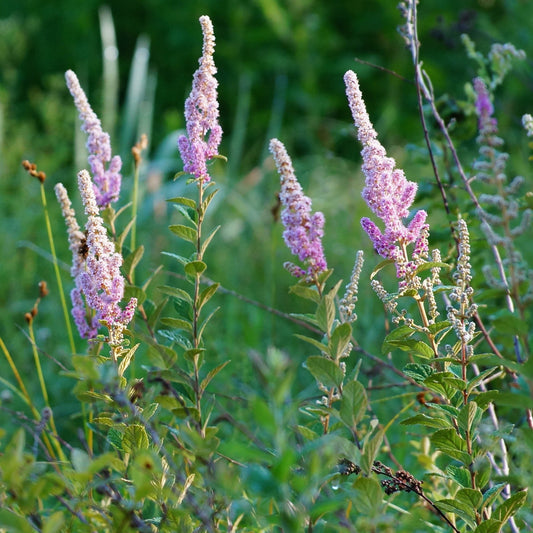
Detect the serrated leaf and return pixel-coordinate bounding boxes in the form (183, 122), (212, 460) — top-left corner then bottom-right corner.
(435, 498), (476, 528)
(184, 260), (206, 277)
(473, 390), (500, 410)
(428, 320), (452, 335)
(329, 322), (352, 360)
(401, 413), (452, 429)
(482, 483), (505, 508)
(167, 196), (197, 208)
(200, 361), (230, 395)
(169, 224), (197, 243)
(493, 489), (528, 523)
(431, 428), (471, 465)
(340, 380), (367, 428)
(457, 402), (482, 436)
(160, 317), (193, 331)
(122, 424), (149, 453)
(467, 367), (501, 395)
(172, 203), (197, 225)
(403, 363), (435, 383)
(446, 465), (471, 488)
(353, 476), (385, 514)
(288, 284), (321, 303)
(304, 356), (343, 389)
(455, 488), (483, 510)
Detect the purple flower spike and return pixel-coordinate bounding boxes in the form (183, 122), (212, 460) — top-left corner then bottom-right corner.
(473, 77), (497, 135)
(269, 138), (327, 280)
(344, 70), (428, 271)
(71, 169), (137, 340)
(178, 16), (222, 182)
(65, 70), (122, 208)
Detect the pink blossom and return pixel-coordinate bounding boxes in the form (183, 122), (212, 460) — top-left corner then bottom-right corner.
(65, 69), (122, 208)
(178, 16), (222, 182)
(270, 138), (327, 279)
(344, 70), (428, 273)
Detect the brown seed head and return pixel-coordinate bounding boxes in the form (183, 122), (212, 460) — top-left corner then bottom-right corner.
(39, 281), (49, 298)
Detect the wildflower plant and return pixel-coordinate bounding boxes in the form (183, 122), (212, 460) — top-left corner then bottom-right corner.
(1, 5), (533, 533)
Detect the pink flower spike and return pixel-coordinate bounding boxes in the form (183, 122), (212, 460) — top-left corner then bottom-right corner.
(270, 138), (327, 280)
(65, 69), (122, 208)
(178, 16), (222, 182)
(344, 70), (428, 265)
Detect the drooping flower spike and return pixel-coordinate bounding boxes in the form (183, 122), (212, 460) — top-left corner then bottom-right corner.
(269, 138), (327, 280)
(344, 70), (428, 275)
(65, 69), (123, 208)
(178, 15), (222, 182)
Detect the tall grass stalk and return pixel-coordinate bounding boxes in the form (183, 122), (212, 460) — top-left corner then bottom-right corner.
(27, 319), (66, 462)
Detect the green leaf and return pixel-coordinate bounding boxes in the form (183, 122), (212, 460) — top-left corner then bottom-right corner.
(122, 424), (150, 453)
(431, 428), (471, 465)
(160, 317), (193, 331)
(71, 448), (91, 473)
(473, 519), (503, 533)
(148, 297), (168, 330)
(304, 356), (344, 389)
(124, 285), (147, 305)
(201, 188), (219, 215)
(446, 465), (471, 488)
(184, 260), (207, 277)
(457, 402), (482, 437)
(0, 510), (34, 533)
(435, 498), (476, 528)
(172, 203), (197, 225)
(200, 361), (230, 394)
(493, 489), (528, 523)
(117, 217), (135, 250)
(370, 258), (395, 279)
(316, 291), (336, 334)
(340, 380), (367, 428)
(169, 224), (197, 243)
(360, 428), (384, 476)
(197, 283), (219, 312)
(329, 322), (352, 359)
(455, 488), (483, 510)
(158, 285), (193, 304)
(200, 225), (221, 256)
(401, 413), (452, 429)
(385, 338), (435, 359)
(197, 306), (220, 342)
(467, 367), (501, 395)
(123, 245), (144, 279)
(118, 343), (140, 376)
(403, 363), (435, 383)
(161, 251), (189, 265)
(288, 284), (321, 303)
(490, 310), (528, 336)
(415, 261), (451, 274)
(167, 196), (197, 208)
(42, 511), (65, 533)
(492, 392), (533, 409)
(352, 477), (385, 516)
(482, 483), (506, 509)
(295, 334), (327, 353)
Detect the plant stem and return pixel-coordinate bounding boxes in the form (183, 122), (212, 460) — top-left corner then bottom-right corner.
(40, 183), (76, 354)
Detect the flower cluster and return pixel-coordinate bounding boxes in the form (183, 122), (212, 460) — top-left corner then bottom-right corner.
(269, 138), (327, 280)
(55, 171), (137, 341)
(178, 16), (222, 182)
(344, 70), (428, 278)
(473, 77), (498, 137)
(65, 69), (122, 208)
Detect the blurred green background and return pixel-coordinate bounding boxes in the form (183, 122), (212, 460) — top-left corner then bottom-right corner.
(0, 0), (532, 453)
